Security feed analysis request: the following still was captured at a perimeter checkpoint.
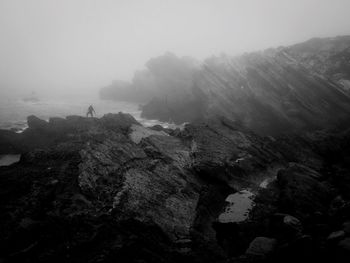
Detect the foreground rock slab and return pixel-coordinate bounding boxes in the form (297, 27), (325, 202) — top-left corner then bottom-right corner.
(0, 113), (350, 262)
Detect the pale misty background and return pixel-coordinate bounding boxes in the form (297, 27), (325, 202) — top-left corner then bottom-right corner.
(1, 0), (350, 99)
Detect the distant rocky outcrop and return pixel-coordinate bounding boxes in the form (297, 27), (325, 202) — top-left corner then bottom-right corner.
(100, 36), (350, 135)
(284, 36), (350, 94)
(1, 113), (350, 262)
(141, 37), (350, 135)
(0, 113), (139, 154)
(99, 53), (198, 103)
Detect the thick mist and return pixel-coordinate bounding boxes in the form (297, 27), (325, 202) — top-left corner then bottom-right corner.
(1, 0), (350, 99)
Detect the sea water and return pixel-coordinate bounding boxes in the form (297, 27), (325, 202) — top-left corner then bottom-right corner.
(0, 96), (182, 132)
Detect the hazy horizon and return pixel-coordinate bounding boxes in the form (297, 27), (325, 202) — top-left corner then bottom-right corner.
(1, 0), (350, 98)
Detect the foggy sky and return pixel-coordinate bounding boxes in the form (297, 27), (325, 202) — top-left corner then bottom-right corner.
(1, 0), (350, 98)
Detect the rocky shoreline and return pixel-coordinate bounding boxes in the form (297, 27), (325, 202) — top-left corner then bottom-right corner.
(100, 37), (350, 136)
(0, 113), (350, 262)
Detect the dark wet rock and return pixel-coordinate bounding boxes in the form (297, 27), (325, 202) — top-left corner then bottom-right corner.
(150, 124), (174, 135)
(277, 164), (334, 220)
(327, 230), (346, 242)
(0, 130), (22, 154)
(0, 113), (220, 262)
(1, 113), (350, 262)
(27, 115), (49, 130)
(286, 162), (324, 180)
(245, 237), (277, 257)
(283, 215), (302, 229)
(150, 124), (168, 132)
(179, 117), (284, 188)
(269, 213), (302, 240)
(100, 112), (139, 133)
(129, 124), (169, 144)
(141, 96), (205, 125)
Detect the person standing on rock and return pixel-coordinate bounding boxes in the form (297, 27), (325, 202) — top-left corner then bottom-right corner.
(86, 105), (96, 117)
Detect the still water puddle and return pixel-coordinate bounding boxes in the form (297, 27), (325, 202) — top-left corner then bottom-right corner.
(218, 190), (255, 223)
(0, 155), (21, 166)
(218, 176), (276, 223)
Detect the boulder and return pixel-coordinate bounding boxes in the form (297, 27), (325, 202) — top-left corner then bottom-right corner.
(327, 230), (346, 242)
(27, 115), (48, 130)
(283, 215), (302, 229)
(48, 117), (69, 134)
(287, 162), (323, 180)
(246, 237), (277, 256)
(100, 112), (139, 133)
(270, 213), (302, 239)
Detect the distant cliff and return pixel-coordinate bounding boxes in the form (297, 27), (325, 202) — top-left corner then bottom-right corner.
(284, 36), (350, 92)
(99, 53), (198, 103)
(101, 36), (350, 135)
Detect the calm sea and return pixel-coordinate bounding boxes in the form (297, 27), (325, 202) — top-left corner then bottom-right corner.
(0, 96), (176, 132)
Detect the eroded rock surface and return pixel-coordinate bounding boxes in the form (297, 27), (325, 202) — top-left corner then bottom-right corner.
(1, 113), (350, 262)
(137, 37), (350, 135)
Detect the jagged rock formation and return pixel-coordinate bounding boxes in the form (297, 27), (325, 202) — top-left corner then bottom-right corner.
(1, 113), (350, 262)
(100, 36), (350, 135)
(141, 37), (350, 135)
(284, 36), (350, 94)
(0, 113), (139, 154)
(99, 53), (198, 103)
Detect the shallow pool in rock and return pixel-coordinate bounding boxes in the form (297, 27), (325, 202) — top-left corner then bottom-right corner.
(0, 154), (21, 166)
(218, 190), (255, 223)
(218, 175), (277, 223)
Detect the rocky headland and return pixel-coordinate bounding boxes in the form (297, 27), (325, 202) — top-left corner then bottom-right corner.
(1, 113), (350, 262)
(100, 36), (350, 136)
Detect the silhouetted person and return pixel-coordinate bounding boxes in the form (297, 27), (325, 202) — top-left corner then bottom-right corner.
(86, 105), (96, 117)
